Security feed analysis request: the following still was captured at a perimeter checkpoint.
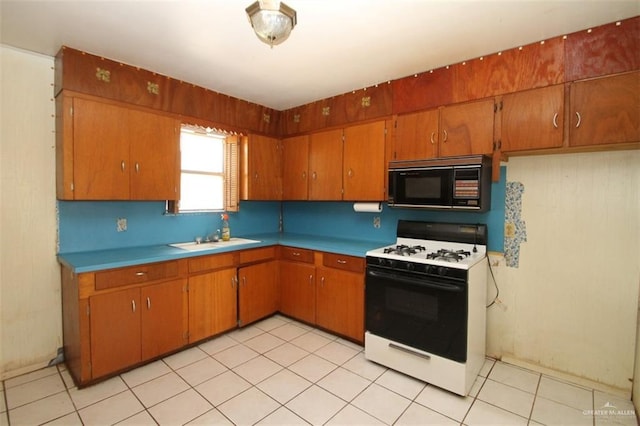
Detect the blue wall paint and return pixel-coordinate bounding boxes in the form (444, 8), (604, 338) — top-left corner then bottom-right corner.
(58, 201), (281, 253)
(283, 167), (505, 252)
(58, 167), (505, 254)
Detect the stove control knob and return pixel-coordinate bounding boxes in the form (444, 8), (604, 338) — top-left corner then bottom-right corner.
(405, 262), (414, 271)
(386, 259), (396, 268)
(437, 266), (447, 276)
(377, 258), (386, 266)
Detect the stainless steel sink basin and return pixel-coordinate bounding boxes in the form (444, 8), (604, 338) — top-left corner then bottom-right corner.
(169, 237), (261, 251)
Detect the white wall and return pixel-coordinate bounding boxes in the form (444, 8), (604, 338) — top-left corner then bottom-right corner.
(487, 151), (640, 394)
(0, 45), (61, 378)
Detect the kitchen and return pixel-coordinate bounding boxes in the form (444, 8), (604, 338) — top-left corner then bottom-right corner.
(1, 1), (639, 425)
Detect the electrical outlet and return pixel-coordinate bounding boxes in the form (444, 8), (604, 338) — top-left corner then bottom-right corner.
(373, 216), (381, 229)
(488, 252), (504, 267)
(116, 217), (127, 232)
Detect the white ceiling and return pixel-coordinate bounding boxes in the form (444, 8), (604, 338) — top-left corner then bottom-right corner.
(1, 1), (638, 110)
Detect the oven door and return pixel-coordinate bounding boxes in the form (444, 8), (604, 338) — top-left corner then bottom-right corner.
(365, 265), (468, 362)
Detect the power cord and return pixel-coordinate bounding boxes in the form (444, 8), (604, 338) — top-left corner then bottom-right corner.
(486, 255), (500, 308)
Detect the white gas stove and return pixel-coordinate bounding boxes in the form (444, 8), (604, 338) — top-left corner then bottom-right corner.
(364, 220), (488, 396)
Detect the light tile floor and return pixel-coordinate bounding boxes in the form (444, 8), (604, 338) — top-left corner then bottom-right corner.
(1, 314), (637, 425)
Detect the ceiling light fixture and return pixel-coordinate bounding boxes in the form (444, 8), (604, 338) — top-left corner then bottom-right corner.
(245, 0), (297, 48)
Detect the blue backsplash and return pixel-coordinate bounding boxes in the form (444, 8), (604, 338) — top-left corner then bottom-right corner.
(58, 168), (505, 253)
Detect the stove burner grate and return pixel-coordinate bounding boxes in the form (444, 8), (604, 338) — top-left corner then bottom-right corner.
(383, 244), (426, 256)
(426, 249), (472, 263)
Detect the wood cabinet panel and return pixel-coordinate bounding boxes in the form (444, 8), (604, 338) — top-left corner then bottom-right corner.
(308, 129), (344, 200)
(316, 266), (364, 343)
(188, 268), (237, 343)
(565, 17), (640, 82)
(239, 246), (277, 264)
(238, 261), (279, 326)
(279, 261), (316, 324)
(392, 67), (454, 115)
(393, 109), (440, 160)
(343, 120), (387, 201)
(188, 252), (238, 274)
(141, 279), (187, 360)
(453, 36), (565, 102)
(282, 135), (309, 200)
(241, 134), (282, 200)
(89, 288), (141, 378)
(73, 98), (130, 199)
(95, 261), (180, 290)
(439, 99), (496, 157)
(279, 246), (314, 264)
(501, 85), (565, 152)
(569, 71), (640, 147)
(322, 252), (364, 274)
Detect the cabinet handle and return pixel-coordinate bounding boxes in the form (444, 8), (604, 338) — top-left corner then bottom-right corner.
(309, 274), (313, 285)
(254, 172), (259, 179)
(575, 112), (582, 128)
(312, 172), (317, 180)
(146, 297), (151, 310)
(337, 259), (347, 264)
(131, 300), (136, 312)
(321, 277), (325, 287)
(430, 132), (435, 144)
(442, 129), (448, 143)
(135, 271), (146, 276)
(552, 113), (559, 129)
(231, 276), (236, 288)
(135, 162), (140, 173)
(121, 161), (126, 172)
(347, 168), (353, 178)
(292, 252), (300, 256)
(302, 171), (307, 180)
(243, 276), (247, 287)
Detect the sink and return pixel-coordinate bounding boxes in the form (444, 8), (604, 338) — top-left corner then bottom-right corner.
(169, 237), (261, 251)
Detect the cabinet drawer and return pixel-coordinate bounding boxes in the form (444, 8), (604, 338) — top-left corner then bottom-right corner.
(189, 252), (238, 274)
(239, 246), (276, 264)
(322, 253), (364, 273)
(95, 261), (179, 290)
(280, 246), (314, 264)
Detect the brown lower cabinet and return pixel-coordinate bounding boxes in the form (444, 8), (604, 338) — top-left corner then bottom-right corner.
(61, 245), (364, 387)
(279, 247), (365, 343)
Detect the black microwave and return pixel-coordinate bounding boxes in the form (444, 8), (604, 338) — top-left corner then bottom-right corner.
(388, 155), (492, 211)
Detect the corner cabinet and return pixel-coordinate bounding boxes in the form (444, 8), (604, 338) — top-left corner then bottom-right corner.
(56, 94), (180, 200)
(569, 71), (640, 147)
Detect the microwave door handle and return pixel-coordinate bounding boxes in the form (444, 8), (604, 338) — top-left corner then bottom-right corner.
(367, 270), (463, 292)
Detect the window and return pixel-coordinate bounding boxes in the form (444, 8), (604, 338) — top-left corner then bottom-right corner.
(173, 124), (238, 213)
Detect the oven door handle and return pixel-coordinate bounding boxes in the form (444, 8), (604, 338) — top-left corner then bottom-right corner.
(367, 270), (464, 292)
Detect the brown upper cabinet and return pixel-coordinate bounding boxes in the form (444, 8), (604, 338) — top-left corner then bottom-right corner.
(308, 128), (344, 200)
(56, 95), (180, 200)
(500, 85), (565, 152)
(568, 71), (640, 147)
(282, 135), (310, 200)
(343, 120), (387, 201)
(393, 99), (495, 160)
(240, 134), (282, 200)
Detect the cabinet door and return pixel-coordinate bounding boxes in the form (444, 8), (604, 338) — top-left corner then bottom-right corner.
(141, 279), (187, 360)
(501, 85), (564, 151)
(242, 134), (282, 200)
(343, 121), (386, 201)
(282, 135), (309, 200)
(570, 71), (640, 147)
(188, 268), (238, 343)
(279, 261), (315, 324)
(316, 267), (365, 343)
(129, 110), (180, 200)
(73, 98), (130, 199)
(90, 288), (141, 378)
(309, 129), (344, 200)
(238, 261), (279, 326)
(394, 109), (439, 160)
(440, 99), (495, 157)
